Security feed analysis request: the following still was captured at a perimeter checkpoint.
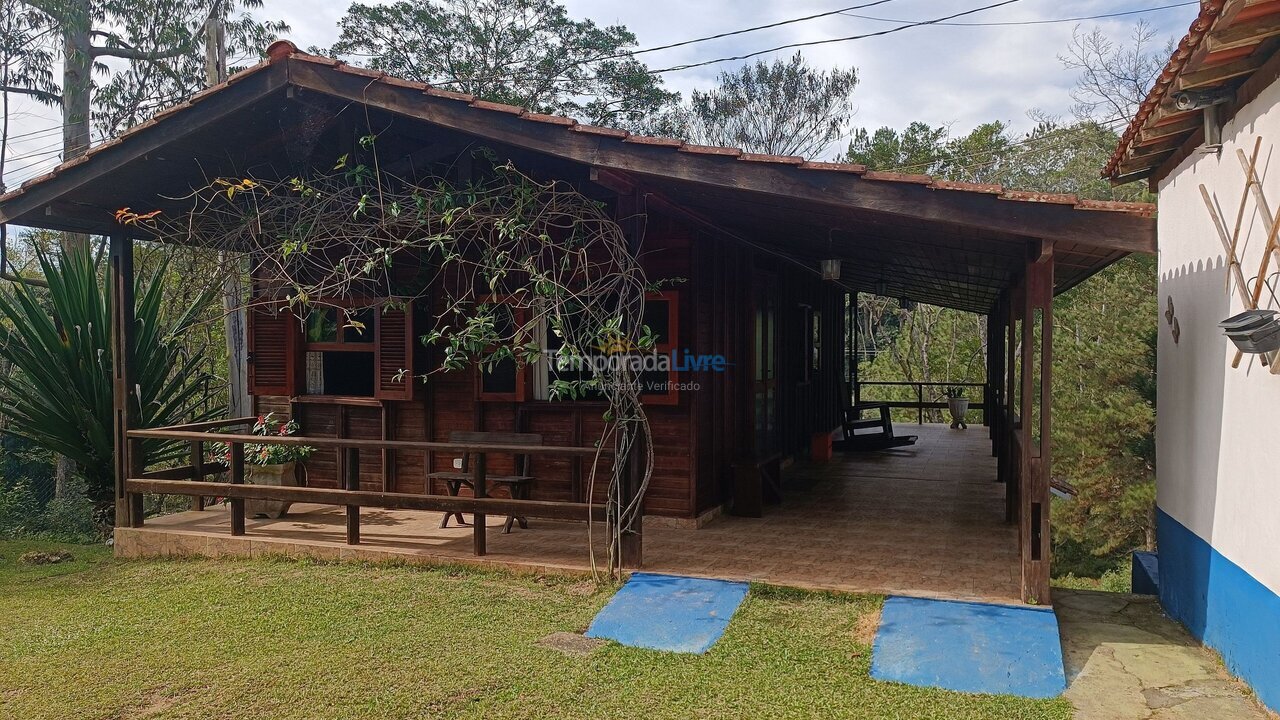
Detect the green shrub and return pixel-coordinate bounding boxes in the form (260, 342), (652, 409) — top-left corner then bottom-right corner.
(0, 482), (41, 537)
(37, 478), (100, 544)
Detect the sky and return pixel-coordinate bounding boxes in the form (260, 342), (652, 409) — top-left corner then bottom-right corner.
(1, 0), (1198, 189)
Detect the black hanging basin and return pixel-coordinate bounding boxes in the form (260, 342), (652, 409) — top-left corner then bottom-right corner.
(1220, 309), (1280, 354)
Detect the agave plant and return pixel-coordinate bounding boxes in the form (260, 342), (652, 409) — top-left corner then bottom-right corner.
(0, 245), (220, 501)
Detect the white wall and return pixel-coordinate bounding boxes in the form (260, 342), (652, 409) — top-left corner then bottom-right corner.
(1158, 76), (1280, 595)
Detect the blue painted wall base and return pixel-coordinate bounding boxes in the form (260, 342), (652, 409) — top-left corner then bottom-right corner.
(870, 596), (1066, 699)
(1157, 508), (1280, 713)
(1132, 550), (1160, 596)
(585, 573), (749, 654)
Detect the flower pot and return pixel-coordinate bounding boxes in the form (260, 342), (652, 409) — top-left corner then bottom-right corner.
(245, 462), (298, 519)
(947, 398), (969, 429)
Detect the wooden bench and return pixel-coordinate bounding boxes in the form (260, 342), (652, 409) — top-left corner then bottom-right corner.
(837, 401), (918, 451)
(842, 401), (892, 439)
(427, 431), (541, 534)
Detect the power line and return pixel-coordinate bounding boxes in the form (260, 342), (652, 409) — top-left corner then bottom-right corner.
(648, 0), (1024, 74)
(2, 124), (66, 142)
(337, 1), (909, 61)
(614, 0), (905, 59)
(840, 1), (1197, 27)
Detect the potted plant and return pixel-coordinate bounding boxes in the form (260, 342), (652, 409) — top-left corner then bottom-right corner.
(944, 386), (969, 429)
(213, 413), (313, 519)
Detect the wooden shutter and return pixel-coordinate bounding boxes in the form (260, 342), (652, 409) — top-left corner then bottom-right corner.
(247, 302), (298, 396)
(375, 304), (414, 400)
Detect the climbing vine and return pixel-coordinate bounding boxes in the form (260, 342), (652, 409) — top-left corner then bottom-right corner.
(135, 141), (658, 576)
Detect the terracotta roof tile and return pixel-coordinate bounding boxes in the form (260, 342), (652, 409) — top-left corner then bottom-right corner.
(0, 38), (1164, 231)
(1000, 190), (1079, 205)
(333, 62), (385, 80)
(1105, 0), (1226, 178)
(288, 53), (342, 68)
(225, 60), (271, 84)
(0, 187), (23, 203)
(266, 39), (298, 61)
(864, 170), (933, 184)
(424, 87), (475, 102)
(738, 152), (805, 165)
(571, 124), (629, 139)
(799, 160), (867, 174)
(680, 144), (742, 157)
(470, 99), (525, 115)
(151, 101), (192, 122)
(521, 112), (577, 126)
(59, 154), (92, 170)
(623, 135), (684, 147)
(379, 75), (430, 91)
(21, 171), (57, 189)
(930, 179), (1003, 194)
(1076, 198), (1157, 216)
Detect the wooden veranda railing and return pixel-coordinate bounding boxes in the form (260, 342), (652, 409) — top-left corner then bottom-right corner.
(122, 418), (611, 560)
(854, 381), (988, 425)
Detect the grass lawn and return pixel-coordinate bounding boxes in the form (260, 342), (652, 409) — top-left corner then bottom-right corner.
(0, 539), (1073, 719)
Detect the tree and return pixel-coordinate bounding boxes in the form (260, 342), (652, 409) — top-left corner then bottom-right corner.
(1051, 255), (1157, 555)
(91, 0), (287, 137)
(845, 122), (949, 174)
(679, 52), (858, 158)
(0, 244), (219, 499)
(13, 0), (286, 235)
(1060, 20), (1173, 122)
(0, 0), (58, 189)
(325, 0), (678, 129)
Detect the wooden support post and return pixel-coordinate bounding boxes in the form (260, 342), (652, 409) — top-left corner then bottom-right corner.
(127, 437), (144, 527)
(109, 233), (138, 529)
(229, 442), (245, 536)
(472, 451), (487, 556)
(190, 441), (205, 511)
(1019, 241), (1054, 605)
(1005, 285), (1021, 525)
(345, 447), (361, 545)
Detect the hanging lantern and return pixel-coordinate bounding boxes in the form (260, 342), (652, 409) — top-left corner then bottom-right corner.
(821, 259), (841, 281)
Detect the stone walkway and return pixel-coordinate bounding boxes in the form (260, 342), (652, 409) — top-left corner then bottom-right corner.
(1057, 589), (1271, 719)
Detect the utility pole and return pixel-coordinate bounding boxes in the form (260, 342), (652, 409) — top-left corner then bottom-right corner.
(204, 3), (250, 422)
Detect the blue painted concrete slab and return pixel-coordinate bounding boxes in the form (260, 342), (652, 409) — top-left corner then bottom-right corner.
(1132, 550), (1160, 596)
(585, 572), (749, 654)
(871, 595), (1067, 699)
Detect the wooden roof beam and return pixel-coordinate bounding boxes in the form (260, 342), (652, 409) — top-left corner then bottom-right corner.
(0, 63), (289, 228)
(1207, 12), (1280, 53)
(1180, 52), (1268, 88)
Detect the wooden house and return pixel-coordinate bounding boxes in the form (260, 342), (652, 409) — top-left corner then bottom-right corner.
(0, 41), (1156, 604)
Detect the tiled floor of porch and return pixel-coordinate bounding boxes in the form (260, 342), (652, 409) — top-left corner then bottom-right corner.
(117, 423), (1021, 605)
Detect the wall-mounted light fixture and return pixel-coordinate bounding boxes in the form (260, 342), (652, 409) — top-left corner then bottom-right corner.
(821, 259), (841, 281)
(1220, 309), (1280, 354)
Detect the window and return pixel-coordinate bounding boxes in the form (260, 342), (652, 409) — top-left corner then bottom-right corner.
(304, 305), (378, 397)
(477, 302), (528, 401)
(638, 291), (680, 405)
(476, 292), (681, 405)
